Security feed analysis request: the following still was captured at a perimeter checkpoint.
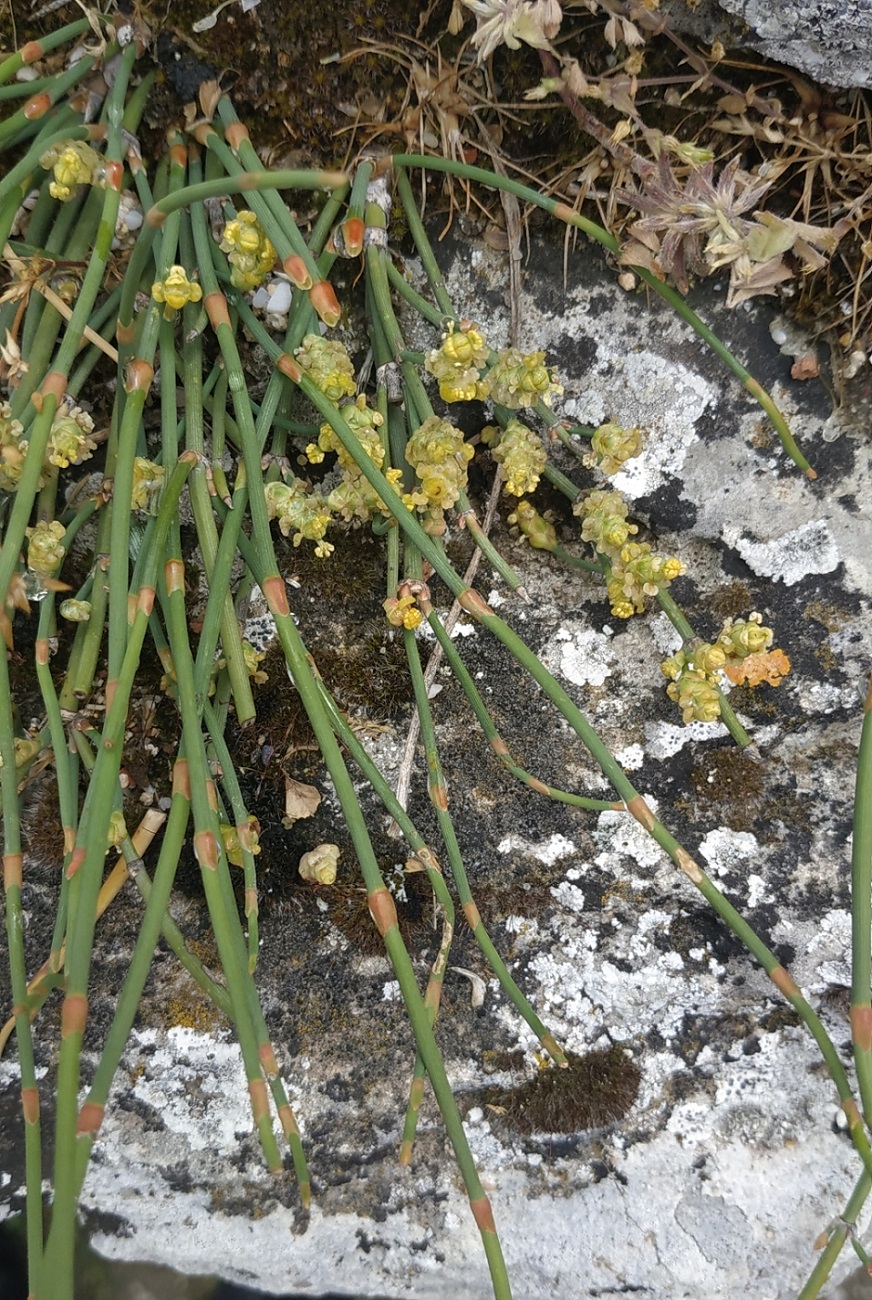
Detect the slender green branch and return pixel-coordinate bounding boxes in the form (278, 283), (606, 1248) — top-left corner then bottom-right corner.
(391, 157), (814, 476)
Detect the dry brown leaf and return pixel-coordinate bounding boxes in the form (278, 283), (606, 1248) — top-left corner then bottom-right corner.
(199, 79), (222, 120)
(283, 776), (321, 824)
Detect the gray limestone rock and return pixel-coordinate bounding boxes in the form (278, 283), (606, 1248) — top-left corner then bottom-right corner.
(664, 0), (872, 88)
(2, 224), (871, 1299)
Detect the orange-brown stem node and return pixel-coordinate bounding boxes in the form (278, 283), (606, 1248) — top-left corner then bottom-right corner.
(276, 353), (303, 383)
(24, 92), (51, 119)
(77, 1101), (104, 1138)
(851, 1005), (872, 1054)
(205, 292), (231, 331)
(263, 574), (290, 618)
(424, 981), (444, 1014)
(40, 371), (67, 402)
(463, 901), (482, 930)
(470, 1195), (496, 1234)
(225, 121), (250, 152)
(309, 280), (341, 327)
(277, 1103), (300, 1138)
(124, 358), (154, 394)
(248, 1077), (269, 1124)
(35, 638), (50, 666)
(843, 1097), (862, 1128)
(540, 1032), (568, 1066)
(627, 795), (655, 832)
(61, 993), (88, 1039)
(137, 586), (156, 617)
(489, 736), (510, 758)
(164, 558), (185, 595)
(283, 255), (312, 290)
(169, 142), (187, 168)
(457, 587), (493, 619)
(21, 1086), (39, 1125)
(341, 217), (365, 256)
(21, 40), (43, 63)
(770, 965), (801, 1001)
(428, 780), (448, 811)
(245, 887), (258, 918)
(259, 1043), (279, 1078)
(674, 846), (704, 884)
(806, 467), (818, 480)
(66, 846), (87, 879)
(553, 202), (575, 226)
(205, 779), (219, 812)
(3, 852), (23, 890)
(116, 319), (135, 346)
(408, 1076), (426, 1110)
(367, 887), (398, 937)
(103, 159), (124, 192)
(172, 758), (191, 799)
(194, 830), (220, 871)
(104, 678), (118, 712)
(528, 776), (550, 796)
(192, 123), (213, 146)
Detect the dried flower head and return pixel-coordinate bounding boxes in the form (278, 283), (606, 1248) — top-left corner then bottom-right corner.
(619, 154), (849, 307)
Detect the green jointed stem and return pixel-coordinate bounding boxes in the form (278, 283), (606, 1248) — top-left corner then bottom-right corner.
(796, 1171), (872, 1299)
(159, 554), (285, 1176)
(0, 44), (138, 647)
(43, 452), (197, 1300)
(197, 279), (513, 1288)
(394, 168), (456, 318)
(422, 598), (619, 813)
(178, 218), (255, 723)
(458, 494), (528, 595)
(385, 257), (445, 327)
(0, 19), (91, 86)
(851, 675), (872, 1121)
(402, 604), (567, 1067)
(202, 699), (260, 972)
(0, 635), (44, 1294)
(0, 55), (99, 150)
(391, 156), (813, 476)
(71, 789), (194, 1195)
(279, 375), (871, 1175)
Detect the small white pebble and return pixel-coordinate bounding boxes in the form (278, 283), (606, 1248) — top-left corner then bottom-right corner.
(268, 279), (292, 315)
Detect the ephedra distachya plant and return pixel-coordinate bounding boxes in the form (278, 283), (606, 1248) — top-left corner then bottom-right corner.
(0, 18), (870, 1300)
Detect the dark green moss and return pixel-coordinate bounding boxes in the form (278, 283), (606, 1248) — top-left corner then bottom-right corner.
(485, 1045), (642, 1135)
(690, 745), (765, 832)
(707, 582), (753, 623)
(327, 867), (436, 956)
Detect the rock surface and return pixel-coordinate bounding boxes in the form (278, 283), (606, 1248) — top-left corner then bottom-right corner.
(665, 0), (872, 88)
(2, 222), (871, 1300)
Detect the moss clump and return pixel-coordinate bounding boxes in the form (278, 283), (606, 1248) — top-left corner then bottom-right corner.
(690, 746), (765, 832)
(707, 582), (753, 622)
(327, 869), (436, 956)
(488, 1046), (641, 1135)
